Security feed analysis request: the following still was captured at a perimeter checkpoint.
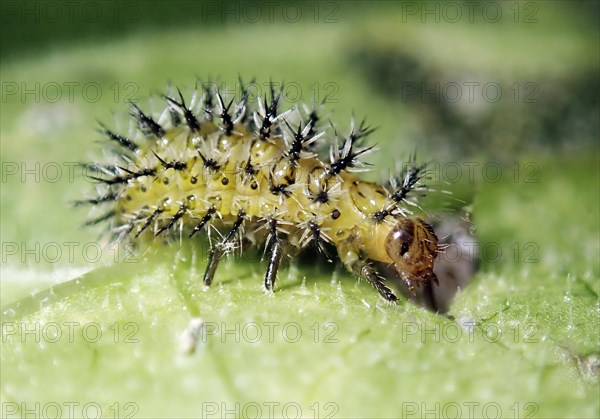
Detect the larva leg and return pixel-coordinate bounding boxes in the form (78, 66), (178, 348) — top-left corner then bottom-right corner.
(338, 239), (398, 303)
(203, 211), (245, 287)
(355, 260), (398, 303)
(264, 238), (283, 292)
(263, 218), (283, 292)
(203, 245), (223, 287)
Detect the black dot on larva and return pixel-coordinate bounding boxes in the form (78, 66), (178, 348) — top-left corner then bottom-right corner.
(163, 177), (169, 185)
(190, 176), (197, 184)
(140, 185), (147, 192)
(221, 177), (229, 185)
(125, 195), (132, 201)
(331, 209), (341, 219)
(250, 181), (258, 190)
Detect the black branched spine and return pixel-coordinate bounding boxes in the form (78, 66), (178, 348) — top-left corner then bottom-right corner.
(99, 123), (139, 152)
(216, 91), (235, 136)
(389, 161), (428, 203)
(129, 104), (165, 137)
(165, 88), (201, 133)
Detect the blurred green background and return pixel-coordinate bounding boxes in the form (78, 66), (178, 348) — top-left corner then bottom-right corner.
(1, 1), (598, 418)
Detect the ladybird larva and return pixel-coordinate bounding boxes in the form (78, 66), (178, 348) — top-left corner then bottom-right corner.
(79, 80), (439, 303)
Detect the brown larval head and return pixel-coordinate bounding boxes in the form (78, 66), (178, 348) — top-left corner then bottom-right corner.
(385, 218), (439, 295)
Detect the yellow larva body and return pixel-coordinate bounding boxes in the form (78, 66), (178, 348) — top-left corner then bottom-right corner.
(119, 120), (393, 264)
(83, 81), (439, 303)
